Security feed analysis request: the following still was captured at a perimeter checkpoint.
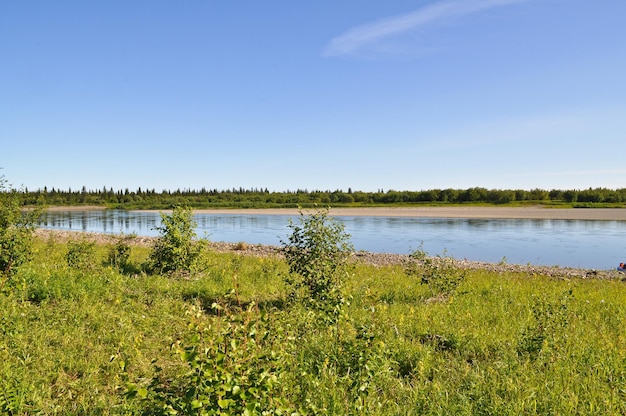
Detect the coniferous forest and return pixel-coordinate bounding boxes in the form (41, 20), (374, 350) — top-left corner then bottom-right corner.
(11, 186), (626, 209)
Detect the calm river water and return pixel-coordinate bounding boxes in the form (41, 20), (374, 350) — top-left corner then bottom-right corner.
(38, 210), (626, 270)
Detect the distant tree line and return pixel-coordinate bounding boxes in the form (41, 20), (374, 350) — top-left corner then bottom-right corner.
(9, 186), (626, 209)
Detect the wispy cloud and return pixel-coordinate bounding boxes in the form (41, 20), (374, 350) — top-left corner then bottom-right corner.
(322, 0), (529, 57)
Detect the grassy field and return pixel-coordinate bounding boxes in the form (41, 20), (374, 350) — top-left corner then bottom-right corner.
(1, 235), (625, 415)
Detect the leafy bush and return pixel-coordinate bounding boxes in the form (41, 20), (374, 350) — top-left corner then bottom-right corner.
(0, 378), (25, 416)
(146, 206), (206, 275)
(126, 303), (293, 415)
(281, 208), (353, 314)
(405, 247), (466, 299)
(0, 173), (41, 281)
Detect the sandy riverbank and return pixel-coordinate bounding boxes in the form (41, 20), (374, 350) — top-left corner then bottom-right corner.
(186, 206), (626, 221)
(44, 205), (107, 212)
(43, 205), (626, 220)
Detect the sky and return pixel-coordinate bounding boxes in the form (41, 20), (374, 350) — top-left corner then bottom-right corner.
(1, 0), (625, 193)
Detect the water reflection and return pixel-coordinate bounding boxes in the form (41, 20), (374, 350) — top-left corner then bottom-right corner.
(37, 210), (626, 270)
(39, 210), (161, 236)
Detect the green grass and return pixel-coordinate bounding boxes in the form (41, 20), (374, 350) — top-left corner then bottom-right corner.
(1, 237), (625, 414)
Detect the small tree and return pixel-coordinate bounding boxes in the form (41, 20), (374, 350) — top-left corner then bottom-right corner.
(281, 207), (353, 313)
(0, 173), (41, 281)
(147, 206), (205, 275)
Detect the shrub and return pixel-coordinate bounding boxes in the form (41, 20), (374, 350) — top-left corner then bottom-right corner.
(146, 206), (206, 275)
(281, 207), (353, 314)
(65, 238), (97, 270)
(107, 233), (135, 273)
(405, 247), (466, 299)
(126, 303), (293, 415)
(0, 173), (41, 281)
(233, 241), (248, 251)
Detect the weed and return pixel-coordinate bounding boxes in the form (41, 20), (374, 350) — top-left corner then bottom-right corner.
(107, 233), (136, 273)
(518, 289), (573, 358)
(405, 246), (466, 299)
(0, 377), (25, 415)
(126, 303), (294, 415)
(65, 238), (97, 270)
(233, 241), (249, 251)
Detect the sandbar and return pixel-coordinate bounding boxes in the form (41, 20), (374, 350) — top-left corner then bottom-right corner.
(40, 205), (626, 220)
(187, 206), (626, 221)
(44, 205), (107, 212)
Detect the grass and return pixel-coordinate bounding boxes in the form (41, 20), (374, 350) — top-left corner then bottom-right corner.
(1, 236), (625, 414)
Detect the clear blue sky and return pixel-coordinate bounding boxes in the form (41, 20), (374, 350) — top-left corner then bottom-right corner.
(2, 0), (625, 192)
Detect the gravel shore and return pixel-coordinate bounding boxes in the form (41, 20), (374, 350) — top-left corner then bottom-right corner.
(34, 229), (626, 281)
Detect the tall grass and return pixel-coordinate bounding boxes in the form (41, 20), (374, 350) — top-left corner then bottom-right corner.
(0, 237), (625, 414)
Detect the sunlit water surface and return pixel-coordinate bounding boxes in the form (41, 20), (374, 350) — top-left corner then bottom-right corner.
(38, 210), (626, 270)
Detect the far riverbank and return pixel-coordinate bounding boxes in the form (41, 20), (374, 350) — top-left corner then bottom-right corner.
(141, 206), (626, 221)
(44, 205), (626, 221)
